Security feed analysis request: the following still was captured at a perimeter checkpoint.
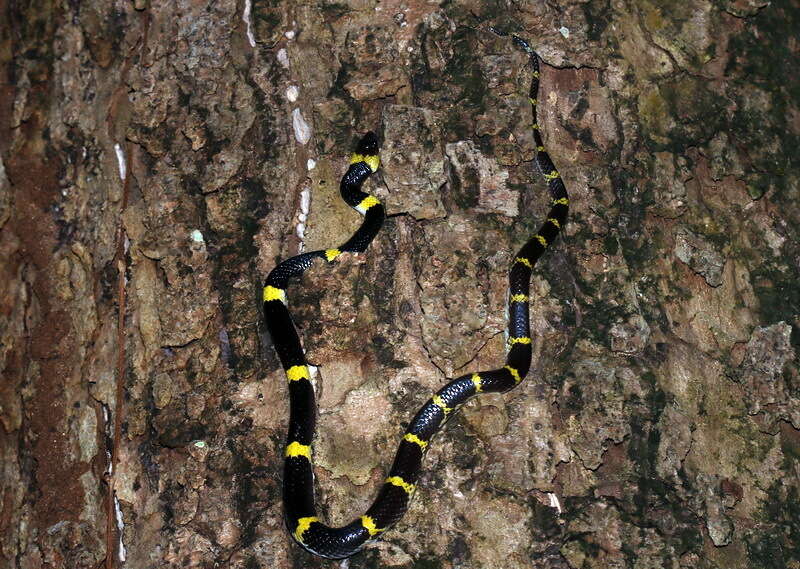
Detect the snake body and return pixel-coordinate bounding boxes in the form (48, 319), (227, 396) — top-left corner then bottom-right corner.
(263, 37), (568, 559)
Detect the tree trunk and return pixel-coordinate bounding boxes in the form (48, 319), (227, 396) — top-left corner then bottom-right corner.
(1, 1), (798, 568)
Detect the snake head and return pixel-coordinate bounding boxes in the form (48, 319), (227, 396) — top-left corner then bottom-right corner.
(356, 131), (379, 156)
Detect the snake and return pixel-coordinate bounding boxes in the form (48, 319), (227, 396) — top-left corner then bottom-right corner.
(262, 35), (569, 559)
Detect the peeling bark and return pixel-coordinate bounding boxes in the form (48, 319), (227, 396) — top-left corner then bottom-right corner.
(1, 1), (798, 568)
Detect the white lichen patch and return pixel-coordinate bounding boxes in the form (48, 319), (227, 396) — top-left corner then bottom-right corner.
(114, 143), (126, 181)
(292, 108), (312, 145)
(277, 48), (290, 68)
(286, 85), (299, 102)
(548, 492), (562, 514)
(114, 496), (126, 561)
(299, 186), (311, 215)
(242, 0), (256, 47)
(295, 186), (312, 251)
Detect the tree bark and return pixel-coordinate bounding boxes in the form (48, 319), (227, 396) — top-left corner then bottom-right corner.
(1, 0), (798, 568)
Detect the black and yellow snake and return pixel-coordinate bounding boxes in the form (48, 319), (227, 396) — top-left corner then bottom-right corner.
(263, 35), (569, 559)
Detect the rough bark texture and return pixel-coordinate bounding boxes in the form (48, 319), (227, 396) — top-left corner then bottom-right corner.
(1, 1), (798, 568)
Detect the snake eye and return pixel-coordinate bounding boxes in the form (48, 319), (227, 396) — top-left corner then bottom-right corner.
(355, 131), (379, 155)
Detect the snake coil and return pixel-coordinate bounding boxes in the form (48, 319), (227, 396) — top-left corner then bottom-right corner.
(263, 35), (569, 559)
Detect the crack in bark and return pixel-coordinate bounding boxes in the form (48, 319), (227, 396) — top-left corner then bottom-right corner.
(104, 9), (151, 568)
(414, 278), (448, 378)
(452, 328), (505, 376)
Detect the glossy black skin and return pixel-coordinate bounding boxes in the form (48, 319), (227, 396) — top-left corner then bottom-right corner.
(264, 132), (387, 558)
(262, 38), (569, 559)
